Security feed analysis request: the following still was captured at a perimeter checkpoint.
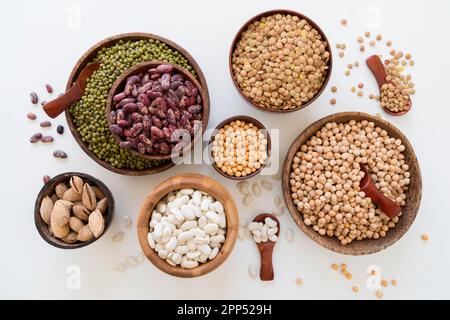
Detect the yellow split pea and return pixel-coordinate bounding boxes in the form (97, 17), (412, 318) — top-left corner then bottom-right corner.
(212, 120), (268, 178)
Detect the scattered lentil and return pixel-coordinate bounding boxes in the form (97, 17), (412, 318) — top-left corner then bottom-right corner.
(357, 36), (364, 43)
(351, 87), (356, 93)
(358, 83), (364, 89)
(381, 279), (388, 287)
(360, 45), (365, 52)
(421, 234), (429, 241)
(375, 290), (383, 299)
(386, 40), (392, 47)
(345, 70), (350, 76)
(353, 61), (359, 67)
(330, 98), (336, 105)
(391, 279), (398, 286)
(331, 86), (337, 93)
(369, 40), (376, 47)
(340, 19), (348, 26)
(347, 63), (353, 69)
(365, 31), (371, 38)
(376, 34), (382, 41)
(352, 286), (359, 293)
(331, 263), (339, 270)
(295, 278), (304, 286)
(357, 90), (364, 97)
(339, 51), (345, 58)
(405, 53), (411, 60)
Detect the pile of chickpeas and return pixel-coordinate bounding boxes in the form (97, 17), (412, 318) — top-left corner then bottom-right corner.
(289, 120), (411, 245)
(231, 13), (330, 110)
(211, 120), (268, 178)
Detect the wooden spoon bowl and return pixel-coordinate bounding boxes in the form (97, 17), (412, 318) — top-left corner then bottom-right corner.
(253, 213), (280, 281)
(136, 173), (239, 278)
(366, 55), (411, 116)
(282, 112), (422, 255)
(229, 9), (333, 113)
(106, 61), (209, 161)
(209, 115), (271, 180)
(65, 32), (210, 176)
(34, 172), (115, 249)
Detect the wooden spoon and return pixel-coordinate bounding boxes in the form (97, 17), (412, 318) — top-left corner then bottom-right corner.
(252, 213), (280, 281)
(359, 165), (401, 219)
(43, 62), (101, 118)
(366, 55), (411, 116)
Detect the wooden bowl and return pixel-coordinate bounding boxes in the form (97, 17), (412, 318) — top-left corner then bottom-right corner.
(209, 115), (271, 180)
(106, 61), (209, 161)
(65, 32), (210, 176)
(282, 112), (422, 255)
(137, 173), (239, 277)
(34, 172), (115, 249)
(229, 9), (333, 113)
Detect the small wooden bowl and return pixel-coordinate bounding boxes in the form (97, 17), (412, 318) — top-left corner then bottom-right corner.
(282, 112), (422, 255)
(229, 9), (333, 113)
(209, 115), (271, 180)
(137, 173), (239, 277)
(65, 32), (210, 176)
(34, 172), (115, 249)
(106, 61), (209, 161)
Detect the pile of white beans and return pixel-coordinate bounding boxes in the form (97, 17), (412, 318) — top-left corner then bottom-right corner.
(147, 189), (227, 269)
(247, 217), (279, 243)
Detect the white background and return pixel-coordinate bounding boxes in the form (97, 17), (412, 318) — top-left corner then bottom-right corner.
(1, 0), (449, 299)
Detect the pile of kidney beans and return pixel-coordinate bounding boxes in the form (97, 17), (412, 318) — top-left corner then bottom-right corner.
(109, 64), (203, 156)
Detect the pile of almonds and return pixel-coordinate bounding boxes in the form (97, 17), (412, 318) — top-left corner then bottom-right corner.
(39, 176), (108, 244)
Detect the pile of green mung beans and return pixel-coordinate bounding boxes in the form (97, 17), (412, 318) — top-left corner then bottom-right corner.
(69, 39), (196, 170)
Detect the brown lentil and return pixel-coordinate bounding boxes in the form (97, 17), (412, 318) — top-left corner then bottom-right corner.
(340, 19), (348, 26)
(365, 31), (371, 38)
(386, 40), (392, 47)
(421, 234), (429, 241)
(376, 34), (382, 41)
(330, 98), (336, 105)
(331, 86), (337, 93)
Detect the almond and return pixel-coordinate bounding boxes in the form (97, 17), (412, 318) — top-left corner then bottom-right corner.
(96, 198), (108, 214)
(77, 225), (94, 242)
(51, 200), (71, 227)
(39, 196), (53, 225)
(62, 231), (78, 244)
(69, 216), (85, 232)
(69, 176), (84, 194)
(51, 223), (70, 239)
(91, 186), (105, 200)
(72, 205), (90, 222)
(82, 184), (96, 210)
(62, 188), (82, 202)
(55, 182), (69, 199)
(88, 209), (105, 238)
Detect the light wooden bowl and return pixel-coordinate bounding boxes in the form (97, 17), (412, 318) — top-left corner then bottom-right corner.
(209, 115), (271, 180)
(106, 61), (209, 161)
(229, 9), (332, 113)
(137, 173), (239, 277)
(282, 112), (422, 255)
(34, 172), (115, 249)
(65, 32), (210, 176)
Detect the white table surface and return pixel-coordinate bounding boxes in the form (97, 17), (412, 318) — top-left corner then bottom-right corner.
(1, 0), (449, 299)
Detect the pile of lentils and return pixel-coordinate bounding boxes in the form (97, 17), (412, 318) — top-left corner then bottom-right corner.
(70, 39), (196, 170)
(289, 120), (411, 245)
(231, 13), (330, 111)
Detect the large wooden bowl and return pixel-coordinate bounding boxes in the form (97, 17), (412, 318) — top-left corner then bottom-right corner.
(209, 115), (271, 180)
(282, 112), (422, 255)
(137, 173), (239, 277)
(34, 172), (115, 249)
(106, 61), (209, 161)
(65, 32), (210, 175)
(229, 9), (333, 113)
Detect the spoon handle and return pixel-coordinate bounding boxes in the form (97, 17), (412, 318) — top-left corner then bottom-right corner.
(43, 83), (83, 118)
(366, 55), (388, 88)
(259, 244), (275, 281)
(369, 189), (402, 219)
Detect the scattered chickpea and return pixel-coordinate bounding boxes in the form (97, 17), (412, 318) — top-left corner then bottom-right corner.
(295, 278), (304, 286)
(405, 53), (412, 60)
(331, 86), (337, 93)
(369, 40), (376, 47)
(352, 286), (359, 293)
(351, 86), (356, 93)
(357, 36), (364, 43)
(369, 94), (375, 100)
(336, 43), (342, 49)
(331, 263), (339, 270)
(340, 19), (348, 26)
(353, 61), (360, 67)
(364, 31), (371, 38)
(391, 279), (398, 286)
(341, 43), (346, 50)
(347, 63), (353, 69)
(376, 34), (382, 41)
(339, 51), (345, 58)
(330, 98), (336, 105)
(390, 49), (396, 56)
(421, 234), (429, 241)
(386, 40), (392, 47)
(340, 263), (347, 270)
(358, 82), (364, 89)
(401, 60), (407, 66)
(345, 272), (352, 280)
(381, 279), (388, 287)
(360, 45), (365, 52)
(375, 291), (384, 299)
(345, 70), (350, 76)
(357, 90), (364, 97)
(409, 60), (415, 66)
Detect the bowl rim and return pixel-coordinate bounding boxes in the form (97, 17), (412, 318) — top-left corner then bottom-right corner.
(65, 32), (210, 176)
(106, 61), (209, 161)
(208, 115), (272, 180)
(34, 172), (115, 249)
(281, 111), (422, 255)
(136, 173), (239, 277)
(228, 9), (333, 113)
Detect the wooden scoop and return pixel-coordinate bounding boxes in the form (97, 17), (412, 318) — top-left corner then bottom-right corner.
(359, 165), (401, 219)
(253, 213), (280, 281)
(366, 55), (411, 116)
(43, 62), (101, 118)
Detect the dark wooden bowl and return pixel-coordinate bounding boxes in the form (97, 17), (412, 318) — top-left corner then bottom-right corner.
(229, 9), (333, 113)
(282, 112), (422, 255)
(106, 61), (209, 161)
(34, 172), (115, 249)
(209, 115), (271, 180)
(65, 32), (210, 175)
(136, 173), (239, 277)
